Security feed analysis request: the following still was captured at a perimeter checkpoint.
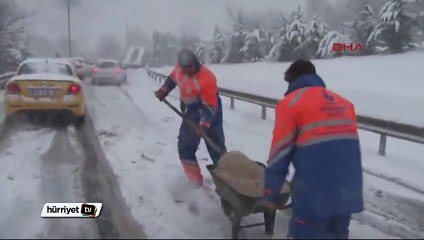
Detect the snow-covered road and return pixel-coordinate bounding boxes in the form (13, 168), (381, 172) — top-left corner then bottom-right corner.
(0, 124), (100, 238)
(85, 69), (424, 239)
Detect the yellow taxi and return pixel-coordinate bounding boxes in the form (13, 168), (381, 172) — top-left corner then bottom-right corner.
(4, 58), (85, 123)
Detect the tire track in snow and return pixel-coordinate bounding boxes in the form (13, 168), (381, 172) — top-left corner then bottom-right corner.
(39, 126), (100, 239)
(0, 126), (56, 238)
(363, 168), (424, 196)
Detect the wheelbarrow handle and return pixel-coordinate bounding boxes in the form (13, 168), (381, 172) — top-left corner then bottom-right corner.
(161, 98), (224, 155)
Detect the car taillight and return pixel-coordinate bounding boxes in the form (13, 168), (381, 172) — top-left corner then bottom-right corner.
(92, 67), (97, 74)
(115, 68), (122, 74)
(6, 83), (21, 94)
(68, 84), (81, 94)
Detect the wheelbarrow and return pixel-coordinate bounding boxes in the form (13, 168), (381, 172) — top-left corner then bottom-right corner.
(206, 152), (291, 239)
(160, 98), (292, 238)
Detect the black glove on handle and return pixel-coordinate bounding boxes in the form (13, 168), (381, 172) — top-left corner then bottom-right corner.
(154, 89), (167, 101)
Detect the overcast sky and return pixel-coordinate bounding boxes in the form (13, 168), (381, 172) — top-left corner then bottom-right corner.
(17, 0), (306, 48)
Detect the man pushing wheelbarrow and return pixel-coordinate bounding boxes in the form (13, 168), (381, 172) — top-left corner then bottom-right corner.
(154, 50), (363, 239)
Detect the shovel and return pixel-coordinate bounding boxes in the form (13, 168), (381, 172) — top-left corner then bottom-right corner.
(161, 98), (224, 155)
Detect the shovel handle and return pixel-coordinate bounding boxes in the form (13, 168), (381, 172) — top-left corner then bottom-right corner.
(162, 98), (224, 154)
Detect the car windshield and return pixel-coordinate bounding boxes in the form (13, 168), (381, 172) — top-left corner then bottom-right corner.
(97, 62), (118, 69)
(18, 62), (73, 76)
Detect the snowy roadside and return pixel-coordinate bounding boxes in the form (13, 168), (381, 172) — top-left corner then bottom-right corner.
(86, 69), (423, 238)
(152, 50), (424, 126)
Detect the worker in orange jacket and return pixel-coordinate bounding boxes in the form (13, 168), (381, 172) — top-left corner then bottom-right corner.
(154, 49), (227, 187)
(263, 60), (363, 239)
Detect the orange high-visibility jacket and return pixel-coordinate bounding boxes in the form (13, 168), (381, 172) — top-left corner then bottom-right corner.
(264, 74), (363, 220)
(160, 63), (219, 127)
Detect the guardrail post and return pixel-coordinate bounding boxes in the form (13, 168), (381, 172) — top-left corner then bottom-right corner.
(261, 105), (266, 120)
(230, 97), (235, 109)
(378, 133), (387, 156)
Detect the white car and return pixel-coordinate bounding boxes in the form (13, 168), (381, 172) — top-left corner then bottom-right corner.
(91, 60), (127, 86)
(70, 57), (89, 80)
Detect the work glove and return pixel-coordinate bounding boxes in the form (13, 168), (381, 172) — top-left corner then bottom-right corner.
(154, 89), (167, 101)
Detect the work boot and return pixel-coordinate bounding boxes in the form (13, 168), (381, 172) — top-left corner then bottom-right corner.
(180, 160), (203, 187)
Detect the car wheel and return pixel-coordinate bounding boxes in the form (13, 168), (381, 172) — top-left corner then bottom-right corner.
(91, 81), (96, 85)
(117, 83), (122, 87)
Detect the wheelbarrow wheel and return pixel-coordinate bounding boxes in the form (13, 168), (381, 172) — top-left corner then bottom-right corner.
(232, 214), (242, 239)
(264, 209), (276, 236)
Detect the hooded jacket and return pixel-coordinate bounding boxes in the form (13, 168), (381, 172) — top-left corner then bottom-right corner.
(264, 74), (364, 220)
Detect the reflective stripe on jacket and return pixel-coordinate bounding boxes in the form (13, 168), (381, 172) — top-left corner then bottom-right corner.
(264, 74), (363, 220)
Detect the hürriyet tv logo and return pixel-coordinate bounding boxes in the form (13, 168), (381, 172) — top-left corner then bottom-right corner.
(81, 203), (97, 217)
(41, 203), (102, 218)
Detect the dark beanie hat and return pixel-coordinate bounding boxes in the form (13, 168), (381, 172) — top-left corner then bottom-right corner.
(284, 59), (316, 83)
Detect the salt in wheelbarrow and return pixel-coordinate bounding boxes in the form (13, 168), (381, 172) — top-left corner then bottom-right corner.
(207, 151), (291, 239)
(160, 98), (292, 238)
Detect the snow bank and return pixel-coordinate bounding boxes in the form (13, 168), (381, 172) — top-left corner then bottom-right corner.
(152, 51), (424, 126)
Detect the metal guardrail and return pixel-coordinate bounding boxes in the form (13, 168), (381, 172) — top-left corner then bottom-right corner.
(146, 69), (424, 156)
(0, 72), (15, 89)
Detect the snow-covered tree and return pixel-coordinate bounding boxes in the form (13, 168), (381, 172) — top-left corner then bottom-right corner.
(266, 12), (290, 61)
(194, 42), (205, 64)
(209, 26), (225, 64)
(0, 0), (30, 72)
(267, 6), (309, 61)
(367, 0), (415, 53)
(316, 31), (353, 58)
(240, 27), (265, 62)
(300, 17), (329, 58)
(343, 2), (379, 54)
(221, 23), (245, 63)
(286, 6), (307, 50)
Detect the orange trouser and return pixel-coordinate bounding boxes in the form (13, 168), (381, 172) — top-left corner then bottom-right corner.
(180, 160), (203, 186)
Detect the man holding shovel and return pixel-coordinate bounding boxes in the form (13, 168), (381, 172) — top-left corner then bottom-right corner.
(154, 48), (227, 187)
(262, 60), (363, 239)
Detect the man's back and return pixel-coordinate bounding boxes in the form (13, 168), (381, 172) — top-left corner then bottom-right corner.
(284, 86), (364, 220)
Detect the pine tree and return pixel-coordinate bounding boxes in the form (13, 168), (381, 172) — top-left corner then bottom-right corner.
(0, 0), (29, 72)
(285, 6), (308, 59)
(344, 1), (379, 54)
(209, 26), (225, 64)
(367, 0), (415, 53)
(194, 42), (205, 64)
(302, 17), (329, 58)
(221, 23), (245, 63)
(266, 12), (290, 61)
(240, 27), (265, 62)
(316, 31), (353, 58)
